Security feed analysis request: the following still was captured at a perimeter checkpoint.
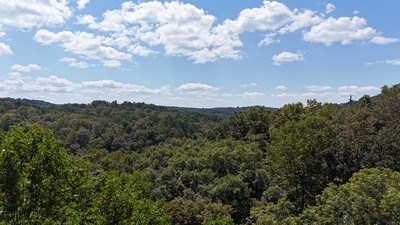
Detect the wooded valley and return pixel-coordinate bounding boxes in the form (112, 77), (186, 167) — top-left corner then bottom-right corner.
(0, 84), (399, 224)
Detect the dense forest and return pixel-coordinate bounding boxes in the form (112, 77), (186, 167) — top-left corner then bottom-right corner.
(0, 84), (400, 224)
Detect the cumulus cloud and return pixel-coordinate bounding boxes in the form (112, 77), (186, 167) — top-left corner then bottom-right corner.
(77, 0), (90, 10)
(0, 42), (12, 55)
(369, 36), (399, 45)
(305, 85), (332, 92)
(218, 1), (293, 34)
(325, 3), (336, 14)
(303, 17), (378, 45)
(258, 33), (280, 46)
(178, 83), (217, 91)
(81, 80), (170, 94)
(36, 76), (76, 92)
(272, 51), (304, 65)
(278, 9), (322, 34)
(385, 59), (400, 65)
(0, 75), (76, 93)
(0, 0), (71, 29)
(77, 1), (222, 63)
(239, 82), (257, 88)
(73, 1), (333, 63)
(127, 45), (157, 56)
(366, 58), (400, 66)
(275, 85), (287, 91)
(337, 85), (380, 92)
(14, 0), (395, 65)
(0, 75), (170, 95)
(60, 57), (89, 68)
(212, 2), (321, 55)
(177, 83), (220, 98)
(103, 60), (121, 68)
(11, 64), (42, 73)
(239, 92), (265, 98)
(34, 29), (132, 67)
(11, 64), (42, 72)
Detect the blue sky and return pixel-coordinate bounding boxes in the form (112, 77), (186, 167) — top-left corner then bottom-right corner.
(0, 0), (399, 107)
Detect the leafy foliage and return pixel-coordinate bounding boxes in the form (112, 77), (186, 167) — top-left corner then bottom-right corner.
(267, 107), (335, 210)
(0, 126), (76, 224)
(0, 126), (171, 224)
(1, 84), (400, 224)
(299, 168), (400, 225)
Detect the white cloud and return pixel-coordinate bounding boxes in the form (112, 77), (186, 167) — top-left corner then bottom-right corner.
(177, 83), (220, 98)
(60, 57), (89, 68)
(272, 51), (304, 65)
(218, 1), (293, 34)
(365, 61), (378, 66)
(369, 36), (399, 45)
(275, 85), (287, 91)
(178, 83), (217, 91)
(213, 1), (295, 56)
(366, 59), (400, 66)
(11, 64), (42, 72)
(0, 0), (71, 29)
(305, 85), (332, 92)
(103, 60), (121, 68)
(278, 9), (322, 34)
(325, 3), (336, 14)
(127, 44), (157, 56)
(239, 82), (257, 88)
(0, 75), (76, 93)
(75, 1), (326, 63)
(77, 1), (221, 63)
(0, 42), (12, 55)
(77, 0), (90, 10)
(72, 1), (393, 64)
(81, 80), (170, 94)
(258, 33), (280, 46)
(36, 76), (77, 92)
(385, 59), (400, 65)
(303, 17), (378, 45)
(337, 85), (380, 92)
(0, 74), (170, 95)
(189, 49), (218, 64)
(239, 92), (265, 98)
(0, 31), (5, 38)
(34, 29), (132, 67)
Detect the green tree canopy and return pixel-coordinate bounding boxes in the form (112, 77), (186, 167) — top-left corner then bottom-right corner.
(300, 168), (400, 225)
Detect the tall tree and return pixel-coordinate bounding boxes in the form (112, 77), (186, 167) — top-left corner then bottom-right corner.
(267, 115), (335, 211)
(0, 126), (79, 224)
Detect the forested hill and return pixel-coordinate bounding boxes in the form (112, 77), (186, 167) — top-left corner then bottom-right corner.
(0, 98), (224, 153)
(0, 98), (279, 153)
(2, 97), (276, 119)
(1, 84), (400, 224)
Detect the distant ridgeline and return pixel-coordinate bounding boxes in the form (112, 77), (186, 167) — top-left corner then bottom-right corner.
(0, 97), (276, 153)
(170, 106), (278, 119)
(0, 97), (54, 107)
(0, 84), (399, 224)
